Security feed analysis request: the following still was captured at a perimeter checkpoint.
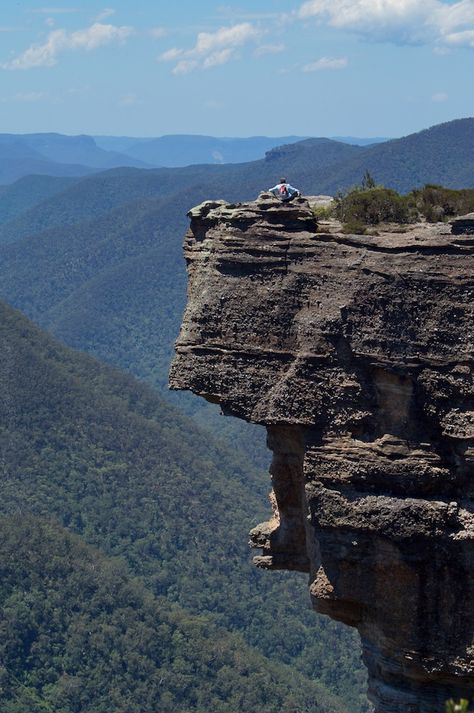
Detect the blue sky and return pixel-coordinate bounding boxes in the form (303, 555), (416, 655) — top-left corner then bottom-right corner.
(0, 0), (473, 137)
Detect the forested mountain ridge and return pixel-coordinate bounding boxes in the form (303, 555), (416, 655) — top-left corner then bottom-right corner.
(0, 140), (92, 185)
(0, 515), (349, 713)
(0, 179), (262, 463)
(1, 118), (472, 189)
(319, 117), (474, 193)
(0, 132), (314, 184)
(0, 133), (151, 185)
(0, 175), (79, 226)
(0, 299), (366, 711)
(10, 132), (151, 169)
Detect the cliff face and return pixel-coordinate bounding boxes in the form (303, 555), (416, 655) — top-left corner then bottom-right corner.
(170, 194), (474, 712)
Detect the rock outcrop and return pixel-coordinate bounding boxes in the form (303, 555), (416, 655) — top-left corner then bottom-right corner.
(170, 194), (474, 712)
(451, 213), (474, 235)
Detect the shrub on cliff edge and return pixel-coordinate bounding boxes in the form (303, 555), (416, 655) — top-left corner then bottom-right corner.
(411, 184), (474, 222)
(333, 177), (474, 229)
(334, 186), (413, 225)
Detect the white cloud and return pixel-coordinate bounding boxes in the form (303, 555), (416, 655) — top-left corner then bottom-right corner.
(202, 48), (234, 67)
(2, 22), (132, 69)
(194, 23), (260, 53)
(66, 85), (91, 95)
(216, 7), (289, 22)
(160, 22), (261, 73)
(96, 8), (115, 22)
(172, 59), (199, 75)
(160, 47), (183, 62)
(445, 28), (474, 45)
(432, 91), (448, 101)
(297, 0), (474, 48)
(254, 43), (285, 56)
(302, 56), (348, 71)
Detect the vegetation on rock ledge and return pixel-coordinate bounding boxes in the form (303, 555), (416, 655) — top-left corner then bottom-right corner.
(324, 179), (474, 230)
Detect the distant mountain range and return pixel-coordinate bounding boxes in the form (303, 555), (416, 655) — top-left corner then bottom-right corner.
(93, 134), (388, 167)
(0, 131), (389, 185)
(0, 119), (471, 190)
(0, 133), (151, 184)
(94, 134), (312, 166)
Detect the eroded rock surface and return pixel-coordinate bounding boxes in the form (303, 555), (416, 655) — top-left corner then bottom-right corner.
(170, 194), (474, 712)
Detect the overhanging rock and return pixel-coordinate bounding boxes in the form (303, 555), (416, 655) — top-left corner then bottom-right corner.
(170, 195), (474, 713)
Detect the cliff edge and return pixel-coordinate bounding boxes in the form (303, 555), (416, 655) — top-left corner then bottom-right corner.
(169, 194), (474, 712)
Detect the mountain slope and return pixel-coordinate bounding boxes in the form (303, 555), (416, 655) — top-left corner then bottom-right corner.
(0, 139), (360, 245)
(0, 515), (347, 713)
(0, 167), (217, 244)
(0, 300), (367, 711)
(121, 134), (311, 166)
(0, 192), (187, 321)
(0, 138), (368, 396)
(0, 174), (78, 225)
(0, 140), (93, 185)
(0, 133), (153, 187)
(19, 132), (153, 169)
(312, 117), (474, 193)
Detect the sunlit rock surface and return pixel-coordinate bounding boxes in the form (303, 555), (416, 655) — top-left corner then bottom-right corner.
(170, 194), (474, 712)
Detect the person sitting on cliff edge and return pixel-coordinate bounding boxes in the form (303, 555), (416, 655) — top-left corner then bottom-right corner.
(268, 177), (300, 202)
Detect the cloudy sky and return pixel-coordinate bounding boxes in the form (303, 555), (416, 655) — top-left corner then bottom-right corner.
(0, 0), (473, 137)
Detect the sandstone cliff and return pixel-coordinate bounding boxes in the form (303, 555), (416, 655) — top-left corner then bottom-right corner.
(170, 193), (474, 712)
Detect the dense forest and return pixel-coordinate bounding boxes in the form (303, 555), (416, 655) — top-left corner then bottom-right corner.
(1, 118), (473, 711)
(0, 516), (348, 713)
(0, 301), (366, 711)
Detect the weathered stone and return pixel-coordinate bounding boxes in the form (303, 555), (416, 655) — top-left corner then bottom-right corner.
(170, 198), (474, 712)
(451, 212), (474, 235)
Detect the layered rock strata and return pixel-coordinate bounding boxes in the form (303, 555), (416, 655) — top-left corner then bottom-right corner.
(170, 194), (474, 712)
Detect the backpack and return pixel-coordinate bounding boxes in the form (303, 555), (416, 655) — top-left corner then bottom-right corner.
(279, 184), (289, 197)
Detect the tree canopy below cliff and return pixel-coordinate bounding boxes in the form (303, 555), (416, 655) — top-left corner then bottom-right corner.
(0, 300), (367, 712)
(0, 515), (349, 713)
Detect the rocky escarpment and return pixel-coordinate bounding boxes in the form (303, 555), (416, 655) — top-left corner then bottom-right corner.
(170, 193), (474, 712)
